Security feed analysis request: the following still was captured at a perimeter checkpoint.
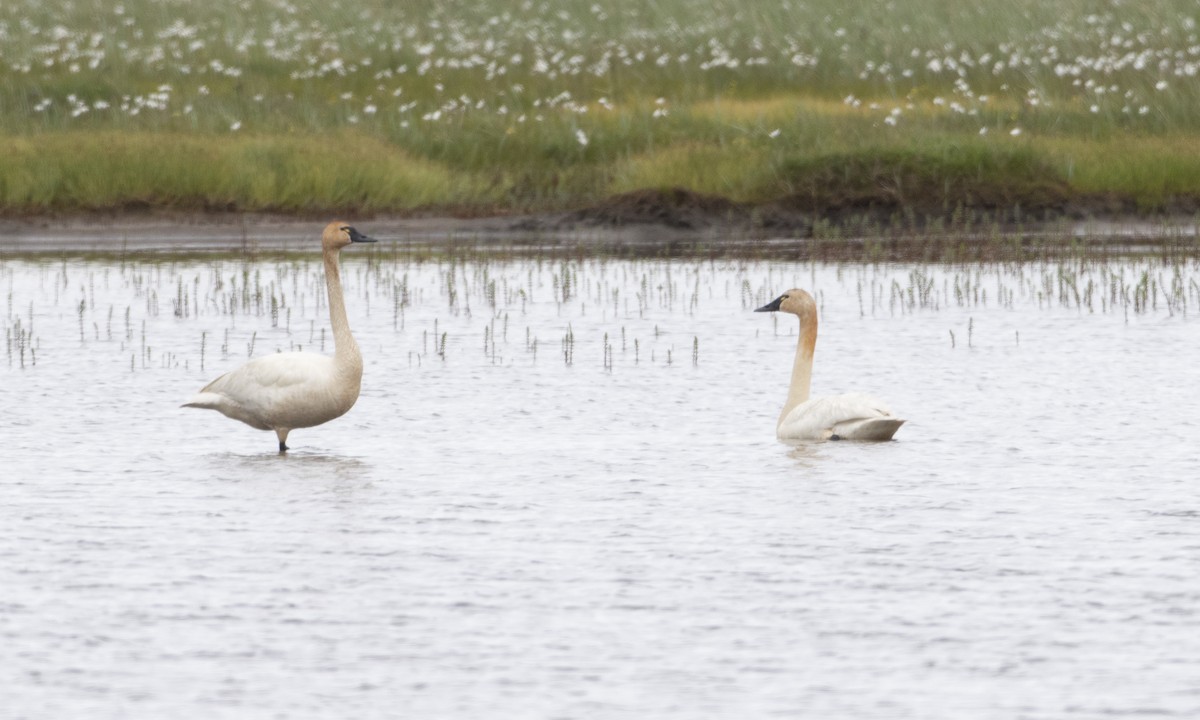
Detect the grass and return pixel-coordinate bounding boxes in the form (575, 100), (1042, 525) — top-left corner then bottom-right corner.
(2, 0), (1200, 220)
(775, 142), (1071, 212)
(0, 131), (493, 213)
(1051, 136), (1200, 209)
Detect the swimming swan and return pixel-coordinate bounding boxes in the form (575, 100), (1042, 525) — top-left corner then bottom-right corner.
(183, 221), (377, 451)
(756, 289), (904, 441)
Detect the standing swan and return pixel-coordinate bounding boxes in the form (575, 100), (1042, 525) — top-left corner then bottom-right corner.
(184, 222), (377, 451)
(756, 289), (904, 441)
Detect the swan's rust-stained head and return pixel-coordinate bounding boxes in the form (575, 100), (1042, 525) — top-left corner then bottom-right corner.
(322, 221), (377, 250)
(754, 288), (817, 319)
(759, 290), (820, 361)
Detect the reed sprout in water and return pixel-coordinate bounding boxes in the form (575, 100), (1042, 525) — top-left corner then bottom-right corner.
(3, 246), (1200, 388)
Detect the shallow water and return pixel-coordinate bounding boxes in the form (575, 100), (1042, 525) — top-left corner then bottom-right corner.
(3, 249), (1200, 719)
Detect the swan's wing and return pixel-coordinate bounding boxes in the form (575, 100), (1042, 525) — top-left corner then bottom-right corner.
(779, 393), (904, 441)
(200, 352), (332, 394)
(184, 352), (336, 426)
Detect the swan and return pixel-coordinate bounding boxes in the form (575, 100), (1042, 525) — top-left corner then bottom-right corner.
(183, 221), (376, 451)
(756, 289), (905, 441)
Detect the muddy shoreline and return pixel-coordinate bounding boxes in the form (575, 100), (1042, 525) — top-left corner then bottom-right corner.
(1, 190), (1197, 256)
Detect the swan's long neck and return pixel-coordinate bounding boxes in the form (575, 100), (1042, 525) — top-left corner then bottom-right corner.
(323, 247), (361, 373)
(779, 310), (816, 427)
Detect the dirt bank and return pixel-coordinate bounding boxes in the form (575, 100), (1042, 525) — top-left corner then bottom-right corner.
(1, 188), (1197, 256)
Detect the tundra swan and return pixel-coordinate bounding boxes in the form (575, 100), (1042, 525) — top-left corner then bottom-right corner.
(183, 221), (376, 451)
(756, 289), (904, 441)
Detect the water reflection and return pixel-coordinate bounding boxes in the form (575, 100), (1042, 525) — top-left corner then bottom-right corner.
(782, 439), (826, 466)
(201, 451), (373, 483)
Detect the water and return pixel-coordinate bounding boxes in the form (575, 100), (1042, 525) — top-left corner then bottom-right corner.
(3, 247), (1200, 719)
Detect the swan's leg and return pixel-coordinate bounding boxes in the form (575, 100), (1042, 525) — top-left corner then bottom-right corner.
(276, 428), (290, 452)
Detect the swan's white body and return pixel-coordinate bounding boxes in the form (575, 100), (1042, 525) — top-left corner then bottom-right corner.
(757, 289), (904, 441)
(777, 393), (905, 442)
(184, 221), (375, 451)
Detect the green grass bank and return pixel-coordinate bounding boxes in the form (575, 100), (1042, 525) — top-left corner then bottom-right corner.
(3, 0), (1200, 225)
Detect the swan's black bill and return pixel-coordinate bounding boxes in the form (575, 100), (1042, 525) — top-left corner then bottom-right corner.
(346, 226), (377, 243)
(754, 295), (785, 312)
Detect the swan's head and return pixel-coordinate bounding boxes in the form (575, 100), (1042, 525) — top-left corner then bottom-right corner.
(322, 221), (377, 250)
(755, 288), (816, 318)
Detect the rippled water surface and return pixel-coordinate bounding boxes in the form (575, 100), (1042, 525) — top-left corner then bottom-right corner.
(4, 245), (1200, 719)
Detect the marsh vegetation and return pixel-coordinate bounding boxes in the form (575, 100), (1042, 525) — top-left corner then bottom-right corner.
(2, 0), (1200, 221)
(6, 242), (1200, 382)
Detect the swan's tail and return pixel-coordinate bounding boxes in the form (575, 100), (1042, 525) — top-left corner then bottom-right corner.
(181, 391), (225, 410)
(833, 417), (906, 441)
